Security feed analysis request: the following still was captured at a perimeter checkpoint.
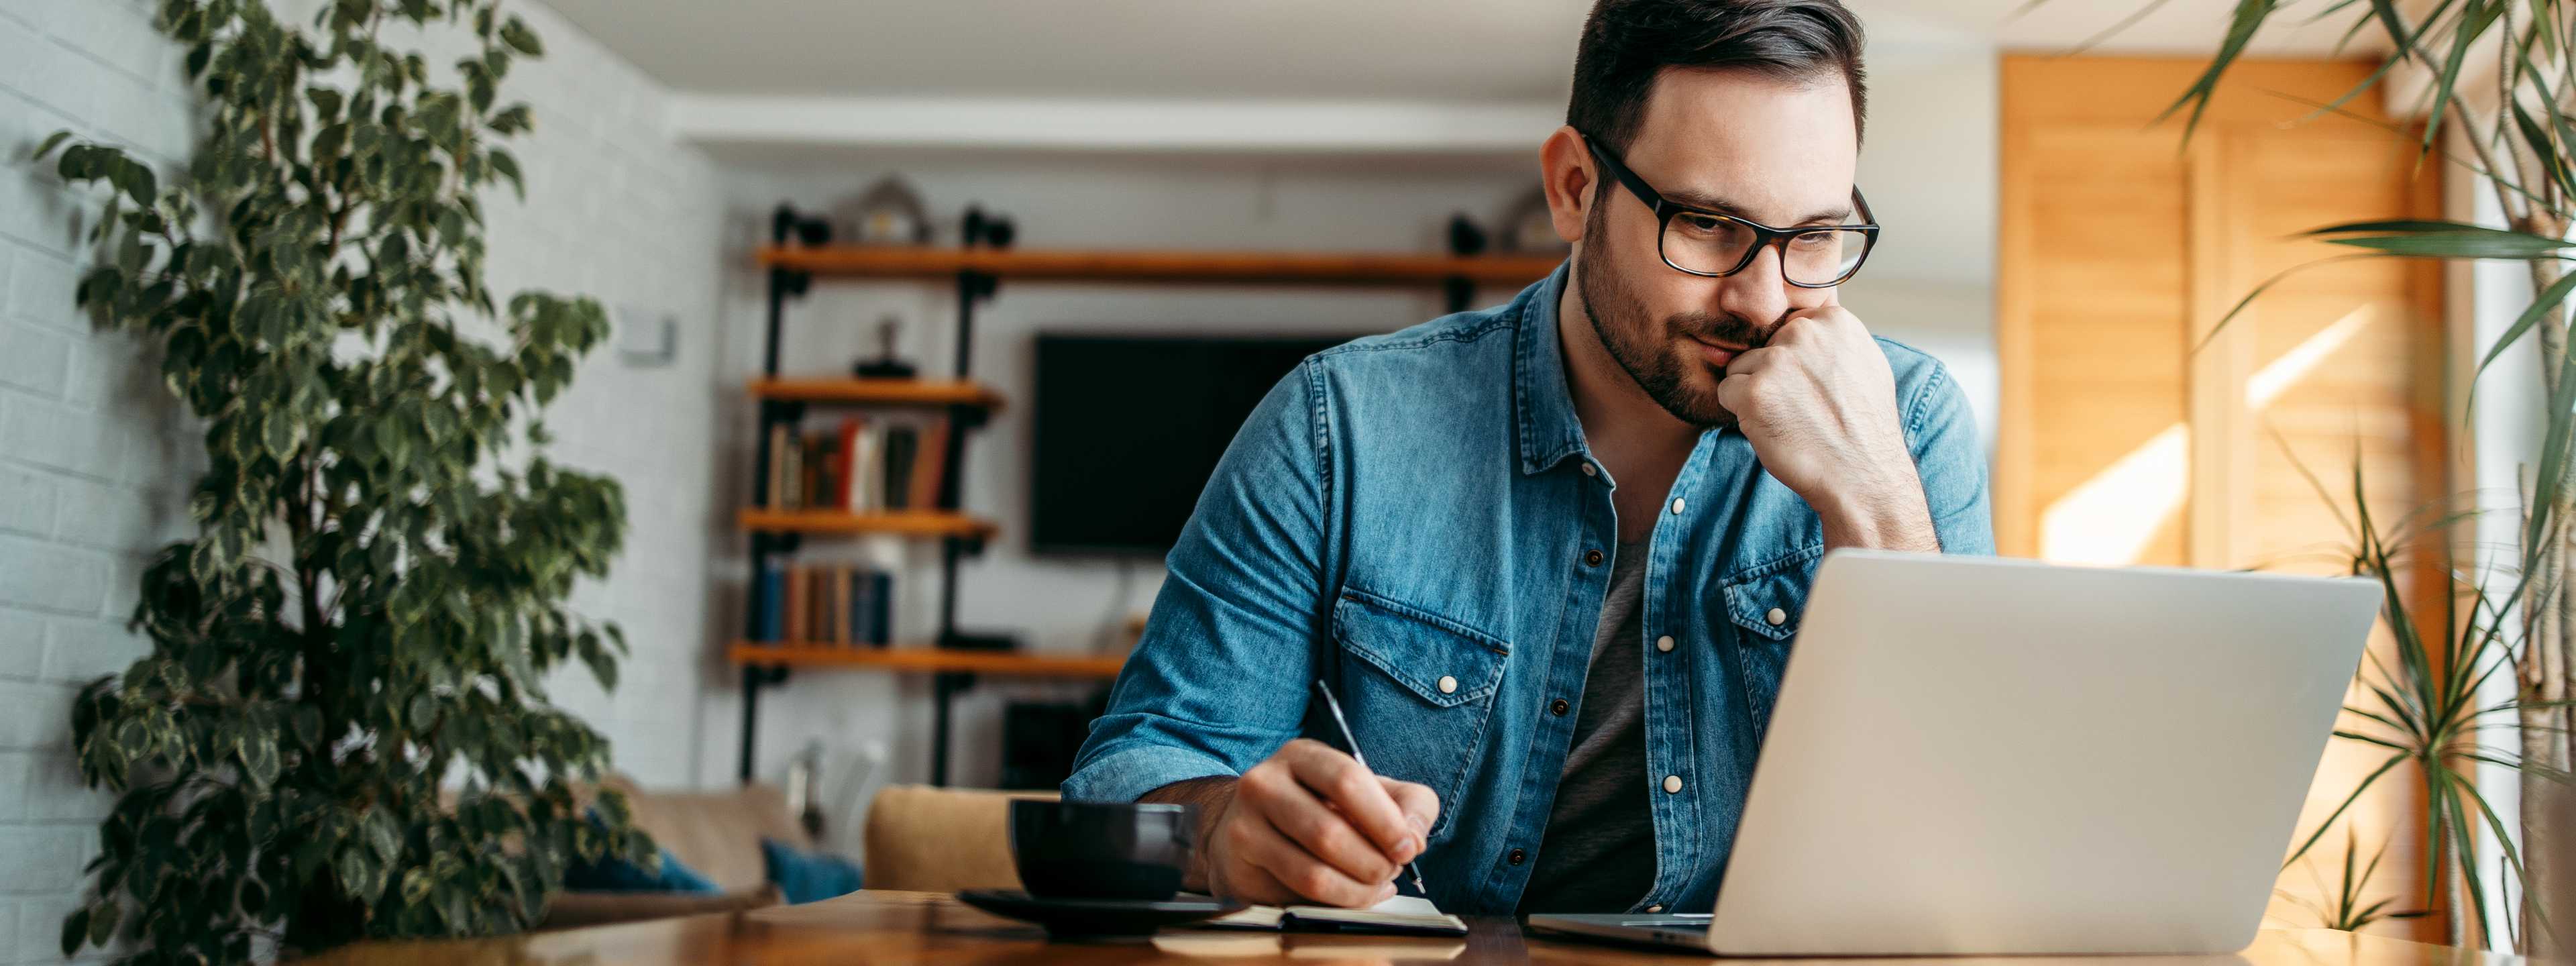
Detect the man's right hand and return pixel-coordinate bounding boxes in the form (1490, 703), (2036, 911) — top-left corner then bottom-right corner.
(1155, 739), (1440, 908)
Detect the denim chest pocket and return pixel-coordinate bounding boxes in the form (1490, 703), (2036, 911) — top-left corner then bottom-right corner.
(1720, 547), (1821, 741)
(1329, 588), (1509, 841)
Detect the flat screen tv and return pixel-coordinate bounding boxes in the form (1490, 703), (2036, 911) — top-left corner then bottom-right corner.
(1032, 332), (1361, 555)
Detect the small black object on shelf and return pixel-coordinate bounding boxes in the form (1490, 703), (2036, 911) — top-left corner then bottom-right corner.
(851, 315), (918, 380)
(962, 204), (1016, 249)
(1447, 213), (1488, 256)
(773, 205), (833, 248)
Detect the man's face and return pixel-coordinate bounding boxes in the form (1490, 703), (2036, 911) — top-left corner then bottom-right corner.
(1573, 68), (1860, 427)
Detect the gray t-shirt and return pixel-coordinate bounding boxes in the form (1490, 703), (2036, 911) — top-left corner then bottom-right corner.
(1515, 541), (1656, 914)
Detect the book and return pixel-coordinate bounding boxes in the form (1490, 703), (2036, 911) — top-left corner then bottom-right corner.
(753, 555), (784, 642)
(832, 564), (853, 646)
(781, 434), (805, 510)
(912, 417), (950, 511)
(881, 427), (918, 511)
(794, 567), (808, 643)
(765, 425), (790, 508)
(800, 434), (824, 512)
(1193, 894), (1465, 936)
(867, 570), (892, 645)
(815, 431), (841, 511)
(809, 567), (830, 645)
(836, 418), (865, 511)
(849, 421), (880, 511)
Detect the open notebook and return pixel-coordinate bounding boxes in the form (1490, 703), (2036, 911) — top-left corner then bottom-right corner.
(1186, 894), (1468, 936)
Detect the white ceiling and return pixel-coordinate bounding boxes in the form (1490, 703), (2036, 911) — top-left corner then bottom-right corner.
(542, 0), (2385, 101)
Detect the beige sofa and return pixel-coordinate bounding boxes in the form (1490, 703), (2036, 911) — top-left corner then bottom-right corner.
(860, 784), (1059, 892)
(539, 775), (797, 928)
(540, 780), (1055, 928)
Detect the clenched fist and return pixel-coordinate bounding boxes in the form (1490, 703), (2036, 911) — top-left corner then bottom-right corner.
(1715, 303), (1939, 552)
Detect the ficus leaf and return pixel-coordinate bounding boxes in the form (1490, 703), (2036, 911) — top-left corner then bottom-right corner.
(498, 17), (543, 56)
(60, 907), (88, 957)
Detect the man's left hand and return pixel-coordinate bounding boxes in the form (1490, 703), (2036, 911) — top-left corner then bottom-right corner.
(1715, 304), (1939, 552)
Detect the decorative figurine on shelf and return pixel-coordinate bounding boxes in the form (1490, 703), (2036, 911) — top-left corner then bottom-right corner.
(851, 315), (918, 380)
(1447, 213), (1489, 256)
(832, 174), (933, 246)
(961, 204), (1016, 249)
(1499, 183), (1572, 257)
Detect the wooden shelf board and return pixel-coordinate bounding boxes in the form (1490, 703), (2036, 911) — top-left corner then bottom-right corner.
(749, 378), (1004, 410)
(728, 643), (1126, 679)
(739, 509), (998, 538)
(755, 246), (1563, 287)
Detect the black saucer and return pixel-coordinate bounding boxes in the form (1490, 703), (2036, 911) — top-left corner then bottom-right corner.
(956, 889), (1244, 939)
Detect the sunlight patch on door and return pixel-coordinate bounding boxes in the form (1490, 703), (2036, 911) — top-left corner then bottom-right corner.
(2037, 307), (2374, 566)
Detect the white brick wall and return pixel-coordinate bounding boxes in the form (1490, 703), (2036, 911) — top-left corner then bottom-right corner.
(0, 1), (722, 959)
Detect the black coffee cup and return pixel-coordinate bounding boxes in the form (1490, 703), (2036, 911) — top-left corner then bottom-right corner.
(1009, 799), (1197, 901)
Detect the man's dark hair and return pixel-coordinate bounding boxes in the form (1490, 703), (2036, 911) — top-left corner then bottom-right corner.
(1566, 0), (1868, 154)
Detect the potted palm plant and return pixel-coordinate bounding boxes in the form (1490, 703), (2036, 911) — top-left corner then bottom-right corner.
(2080, 0), (2576, 952)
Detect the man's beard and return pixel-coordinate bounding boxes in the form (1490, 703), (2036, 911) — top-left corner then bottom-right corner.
(1572, 201), (1780, 428)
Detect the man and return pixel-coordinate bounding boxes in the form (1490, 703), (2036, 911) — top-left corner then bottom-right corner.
(1063, 0), (1989, 916)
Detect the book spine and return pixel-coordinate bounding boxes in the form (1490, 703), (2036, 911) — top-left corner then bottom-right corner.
(869, 571), (892, 646)
(883, 427), (917, 511)
(788, 564), (808, 646)
(808, 567), (826, 645)
(765, 424), (789, 508)
(837, 417), (863, 513)
(819, 429), (843, 512)
(912, 417), (949, 511)
(782, 433), (804, 511)
(832, 565), (851, 646)
(755, 555), (784, 642)
(800, 433), (822, 513)
(852, 423), (879, 512)
(848, 568), (871, 648)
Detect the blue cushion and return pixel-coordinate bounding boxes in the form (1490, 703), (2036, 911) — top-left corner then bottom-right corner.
(562, 810), (720, 894)
(761, 837), (864, 904)
(564, 843), (720, 894)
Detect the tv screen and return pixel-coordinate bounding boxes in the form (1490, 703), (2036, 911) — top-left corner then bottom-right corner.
(1032, 332), (1360, 555)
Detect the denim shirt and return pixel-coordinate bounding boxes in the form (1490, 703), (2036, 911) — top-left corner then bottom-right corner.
(1063, 260), (1993, 915)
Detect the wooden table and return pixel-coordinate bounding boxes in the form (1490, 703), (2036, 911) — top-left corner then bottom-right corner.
(303, 890), (2511, 965)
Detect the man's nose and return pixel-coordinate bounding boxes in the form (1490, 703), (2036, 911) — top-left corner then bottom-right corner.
(1715, 246), (1793, 335)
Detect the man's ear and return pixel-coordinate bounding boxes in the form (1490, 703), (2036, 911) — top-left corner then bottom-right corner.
(1538, 125), (1595, 244)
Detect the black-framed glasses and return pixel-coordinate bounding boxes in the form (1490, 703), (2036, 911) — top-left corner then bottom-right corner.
(1582, 134), (1878, 288)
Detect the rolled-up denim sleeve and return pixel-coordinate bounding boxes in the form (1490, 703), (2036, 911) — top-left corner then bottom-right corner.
(1900, 358), (1994, 556)
(1063, 362), (1328, 803)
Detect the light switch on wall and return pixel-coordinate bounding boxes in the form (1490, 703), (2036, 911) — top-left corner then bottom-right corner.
(616, 304), (678, 367)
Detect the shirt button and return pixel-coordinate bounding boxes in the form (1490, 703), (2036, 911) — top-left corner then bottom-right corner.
(1508, 848), (1527, 865)
(1646, 904), (1664, 913)
(1437, 675), (1458, 694)
(1655, 635), (1674, 653)
(1766, 607), (1786, 627)
(1663, 774), (1683, 794)
(1584, 549), (1603, 567)
(1550, 698), (1570, 716)
(1671, 497), (1686, 515)
(1580, 462), (1598, 477)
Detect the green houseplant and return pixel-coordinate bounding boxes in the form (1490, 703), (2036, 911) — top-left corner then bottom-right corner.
(34, 0), (653, 959)
(2104, 0), (2576, 952)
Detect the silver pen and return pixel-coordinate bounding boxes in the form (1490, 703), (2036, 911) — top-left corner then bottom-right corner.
(1313, 679), (1429, 896)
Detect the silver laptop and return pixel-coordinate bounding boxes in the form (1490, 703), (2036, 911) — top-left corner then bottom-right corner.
(1527, 550), (2379, 956)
